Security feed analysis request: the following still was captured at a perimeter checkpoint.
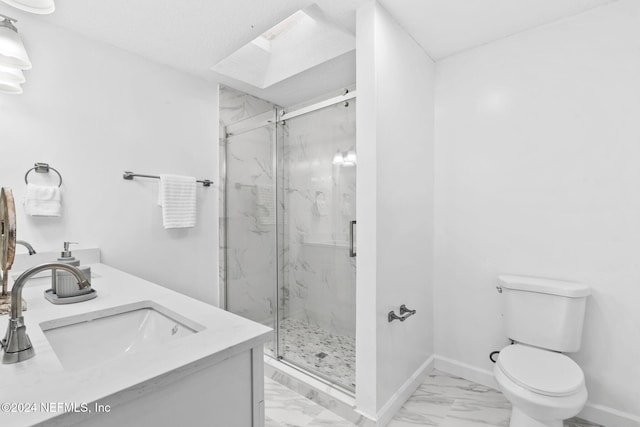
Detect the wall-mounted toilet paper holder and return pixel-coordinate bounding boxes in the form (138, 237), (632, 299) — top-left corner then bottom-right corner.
(388, 304), (417, 322)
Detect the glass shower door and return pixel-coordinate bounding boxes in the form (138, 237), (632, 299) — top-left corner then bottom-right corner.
(278, 100), (357, 391)
(224, 114), (278, 354)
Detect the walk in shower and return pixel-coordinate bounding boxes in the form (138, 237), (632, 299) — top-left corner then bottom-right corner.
(219, 86), (356, 392)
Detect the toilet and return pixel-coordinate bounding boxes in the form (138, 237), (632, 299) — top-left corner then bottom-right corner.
(495, 275), (590, 427)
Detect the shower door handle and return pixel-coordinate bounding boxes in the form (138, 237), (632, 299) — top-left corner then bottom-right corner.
(349, 220), (356, 257)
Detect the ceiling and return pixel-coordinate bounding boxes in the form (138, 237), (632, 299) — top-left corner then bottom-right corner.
(0, 0), (619, 105)
(377, 0), (618, 60)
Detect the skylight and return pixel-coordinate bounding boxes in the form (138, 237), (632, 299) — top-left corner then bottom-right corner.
(211, 6), (355, 89)
(261, 10), (308, 41)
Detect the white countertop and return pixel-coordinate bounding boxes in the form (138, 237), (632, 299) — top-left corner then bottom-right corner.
(0, 263), (272, 427)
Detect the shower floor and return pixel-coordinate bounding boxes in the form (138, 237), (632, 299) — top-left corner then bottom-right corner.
(266, 318), (355, 390)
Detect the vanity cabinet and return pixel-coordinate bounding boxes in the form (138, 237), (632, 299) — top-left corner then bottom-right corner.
(0, 260), (271, 427)
(67, 347), (264, 427)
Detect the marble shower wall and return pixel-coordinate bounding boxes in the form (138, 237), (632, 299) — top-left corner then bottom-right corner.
(219, 85), (357, 344)
(219, 86), (277, 325)
(281, 101), (357, 339)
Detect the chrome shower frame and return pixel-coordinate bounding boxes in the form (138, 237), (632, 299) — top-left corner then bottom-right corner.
(220, 89), (357, 395)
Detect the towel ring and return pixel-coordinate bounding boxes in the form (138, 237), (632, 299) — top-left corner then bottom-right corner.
(24, 163), (63, 188)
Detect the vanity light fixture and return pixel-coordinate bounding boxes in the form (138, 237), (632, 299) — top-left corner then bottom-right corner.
(0, 80), (22, 94)
(332, 148), (357, 167)
(0, 0), (54, 15)
(0, 63), (24, 83)
(344, 149), (357, 166)
(0, 14), (31, 70)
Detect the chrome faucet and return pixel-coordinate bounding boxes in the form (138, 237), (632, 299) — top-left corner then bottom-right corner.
(16, 240), (36, 255)
(1, 262), (91, 364)
(1, 241), (35, 298)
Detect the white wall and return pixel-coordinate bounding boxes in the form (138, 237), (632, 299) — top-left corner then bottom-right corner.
(356, 1), (435, 422)
(434, 0), (640, 424)
(0, 15), (219, 305)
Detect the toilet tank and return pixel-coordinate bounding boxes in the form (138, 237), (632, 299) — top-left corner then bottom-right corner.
(498, 275), (590, 352)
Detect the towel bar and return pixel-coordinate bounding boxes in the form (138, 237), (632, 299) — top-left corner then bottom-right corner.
(123, 171), (212, 187)
(24, 163), (62, 187)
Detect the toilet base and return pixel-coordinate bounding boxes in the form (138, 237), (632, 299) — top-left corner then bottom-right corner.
(510, 407), (562, 427)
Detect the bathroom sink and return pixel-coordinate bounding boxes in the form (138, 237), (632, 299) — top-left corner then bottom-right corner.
(40, 301), (204, 371)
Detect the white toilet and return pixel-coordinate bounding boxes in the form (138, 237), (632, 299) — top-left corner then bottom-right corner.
(495, 275), (590, 427)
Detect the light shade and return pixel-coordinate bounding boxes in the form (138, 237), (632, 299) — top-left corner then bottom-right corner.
(0, 63), (25, 83)
(345, 149), (357, 165)
(332, 151), (344, 165)
(0, 17), (32, 69)
(0, 80), (22, 94)
(0, 0), (54, 15)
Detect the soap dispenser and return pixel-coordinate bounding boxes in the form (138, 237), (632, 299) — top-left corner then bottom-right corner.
(52, 242), (92, 298)
(57, 241), (80, 267)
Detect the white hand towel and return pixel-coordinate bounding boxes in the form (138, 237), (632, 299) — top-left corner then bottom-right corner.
(23, 183), (61, 217)
(158, 174), (197, 229)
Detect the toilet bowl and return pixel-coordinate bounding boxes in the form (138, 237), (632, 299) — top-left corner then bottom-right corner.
(494, 344), (587, 427)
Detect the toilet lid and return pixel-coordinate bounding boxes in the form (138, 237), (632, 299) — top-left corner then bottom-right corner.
(497, 345), (584, 397)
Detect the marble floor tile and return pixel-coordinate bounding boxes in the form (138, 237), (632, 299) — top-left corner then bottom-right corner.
(265, 417), (288, 427)
(387, 410), (445, 427)
(266, 377), (357, 427)
(388, 386), (453, 427)
(307, 409), (360, 427)
(265, 377), (327, 426)
(265, 369), (604, 427)
(419, 372), (506, 405)
(565, 419), (605, 427)
(441, 399), (510, 427)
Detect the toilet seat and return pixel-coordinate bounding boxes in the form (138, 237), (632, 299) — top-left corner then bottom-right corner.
(497, 344), (584, 397)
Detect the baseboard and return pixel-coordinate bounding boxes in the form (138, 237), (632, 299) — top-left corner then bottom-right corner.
(433, 355), (498, 389)
(579, 402), (640, 427)
(433, 355), (640, 427)
(375, 355), (435, 426)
